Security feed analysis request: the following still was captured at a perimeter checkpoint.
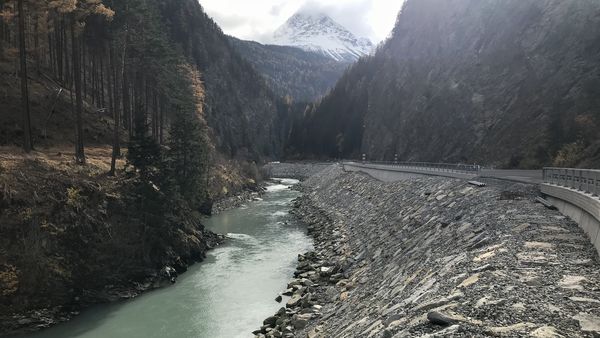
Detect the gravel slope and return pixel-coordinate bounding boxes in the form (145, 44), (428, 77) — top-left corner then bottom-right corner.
(256, 164), (600, 338)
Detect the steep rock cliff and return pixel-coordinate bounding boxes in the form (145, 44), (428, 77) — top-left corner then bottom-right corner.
(290, 0), (600, 168)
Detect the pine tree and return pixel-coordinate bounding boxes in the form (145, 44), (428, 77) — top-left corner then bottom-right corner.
(70, 15), (85, 163)
(108, 39), (123, 176)
(167, 108), (208, 208)
(63, 0), (114, 164)
(125, 94), (188, 262)
(17, 0), (32, 152)
(0, 0), (4, 58)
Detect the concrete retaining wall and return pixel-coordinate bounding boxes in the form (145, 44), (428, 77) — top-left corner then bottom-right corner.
(542, 184), (600, 257)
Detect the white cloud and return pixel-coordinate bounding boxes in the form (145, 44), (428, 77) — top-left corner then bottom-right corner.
(198, 0), (404, 44)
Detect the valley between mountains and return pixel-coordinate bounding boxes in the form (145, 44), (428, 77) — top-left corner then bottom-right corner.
(1, 0), (600, 337)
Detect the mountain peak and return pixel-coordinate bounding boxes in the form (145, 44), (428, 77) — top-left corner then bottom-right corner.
(271, 11), (373, 62)
(290, 10), (328, 20)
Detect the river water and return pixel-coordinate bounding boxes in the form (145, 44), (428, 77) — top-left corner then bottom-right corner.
(21, 178), (312, 338)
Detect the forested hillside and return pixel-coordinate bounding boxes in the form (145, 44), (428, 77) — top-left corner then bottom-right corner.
(288, 0), (600, 168)
(229, 37), (349, 102)
(160, 1), (291, 159)
(0, 0), (289, 333)
(0, 0), (289, 161)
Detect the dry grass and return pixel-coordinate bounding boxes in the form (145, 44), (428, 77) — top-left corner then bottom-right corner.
(0, 264), (18, 297)
(0, 145), (126, 177)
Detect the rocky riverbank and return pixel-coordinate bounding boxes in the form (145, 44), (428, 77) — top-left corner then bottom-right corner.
(212, 161), (320, 215)
(210, 185), (266, 215)
(256, 164), (600, 337)
(263, 163), (330, 180)
(0, 150), (223, 336)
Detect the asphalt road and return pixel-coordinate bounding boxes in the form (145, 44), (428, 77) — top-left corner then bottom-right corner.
(480, 169), (543, 184)
(344, 162), (544, 185)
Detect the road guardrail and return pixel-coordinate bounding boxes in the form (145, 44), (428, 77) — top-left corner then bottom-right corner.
(348, 161), (481, 175)
(543, 167), (600, 197)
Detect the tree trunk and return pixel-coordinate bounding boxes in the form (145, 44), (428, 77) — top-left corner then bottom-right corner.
(100, 55), (105, 107)
(159, 100), (164, 144)
(18, 0), (32, 152)
(64, 21), (70, 86)
(92, 52), (96, 105)
(48, 31), (55, 74)
(122, 69), (131, 137)
(55, 18), (63, 82)
(0, 0), (4, 59)
(152, 91), (158, 141)
(71, 18), (85, 164)
(83, 43), (87, 99)
(109, 41), (122, 176)
(33, 15), (39, 74)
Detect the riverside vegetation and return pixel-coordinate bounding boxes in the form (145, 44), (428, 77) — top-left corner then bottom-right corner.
(0, 147), (221, 333)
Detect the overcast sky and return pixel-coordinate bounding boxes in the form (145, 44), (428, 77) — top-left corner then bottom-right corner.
(199, 0), (405, 44)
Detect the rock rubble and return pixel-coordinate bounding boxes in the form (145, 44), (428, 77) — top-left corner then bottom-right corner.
(263, 163), (331, 180)
(211, 187), (266, 215)
(257, 164), (600, 337)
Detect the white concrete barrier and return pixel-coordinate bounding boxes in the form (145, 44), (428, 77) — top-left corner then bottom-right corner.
(541, 183), (600, 257)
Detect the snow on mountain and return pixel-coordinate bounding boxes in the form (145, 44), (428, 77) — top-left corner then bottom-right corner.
(270, 11), (374, 62)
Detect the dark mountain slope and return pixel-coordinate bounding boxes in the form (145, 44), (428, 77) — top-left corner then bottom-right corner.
(228, 37), (350, 102)
(154, 0), (290, 159)
(289, 0), (600, 168)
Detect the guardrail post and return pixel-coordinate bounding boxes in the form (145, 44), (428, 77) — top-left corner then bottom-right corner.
(543, 168), (600, 195)
(571, 169), (575, 189)
(585, 171), (591, 194)
(586, 171), (590, 193)
(595, 171), (600, 197)
(543, 168), (547, 183)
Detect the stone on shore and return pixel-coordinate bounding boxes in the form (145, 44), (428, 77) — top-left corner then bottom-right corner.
(427, 311), (456, 326)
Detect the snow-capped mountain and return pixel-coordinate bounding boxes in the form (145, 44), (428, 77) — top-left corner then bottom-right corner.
(270, 11), (373, 62)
